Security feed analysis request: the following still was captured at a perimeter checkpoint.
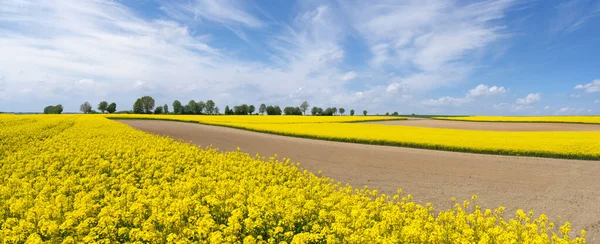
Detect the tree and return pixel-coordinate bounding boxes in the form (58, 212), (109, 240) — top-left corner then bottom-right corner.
(154, 106), (163, 114)
(56, 104), (63, 114)
(233, 105), (242, 115)
(224, 105), (231, 115)
(274, 106), (282, 115)
(350, 109), (355, 116)
(300, 101), (309, 115)
(249, 105), (255, 115)
(133, 99), (144, 114)
(240, 104), (249, 115)
(140, 96), (155, 114)
(339, 108), (345, 116)
(385, 112), (390, 116)
(363, 110), (367, 116)
(233, 104), (250, 115)
(214, 106), (220, 115)
(392, 111), (399, 116)
(205, 100), (216, 115)
(284, 106), (302, 115)
(107, 103), (117, 114)
(173, 100), (183, 114)
(266, 105), (282, 115)
(311, 106), (320, 116)
(98, 101), (108, 114)
(80, 101), (92, 114)
(332, 107), (337, 116)
(323, 108), (334, 116)
(259, 103), (267, 115)
(182, 105), (192, 114)
(266, 105), (275, 115)
(188, 100), (198, 114)
(197, 101), (206, 114)
(163, 104), (169, 114)
(44, 104), (63, 114)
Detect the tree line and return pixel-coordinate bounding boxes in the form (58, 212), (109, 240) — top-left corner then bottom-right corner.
(172, 99), (218, 115)
(78, 101), (118, 114)
(45, 96), (371, 116)
(223, 101), (367, 116)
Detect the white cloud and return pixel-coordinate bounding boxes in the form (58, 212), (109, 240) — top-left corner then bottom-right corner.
(385, 82), (404, 94)
(544, 106), (551, 110)
(339, 71), (357, 81)
(555, 107), (591, 115)
(345, 0), (515, 91)
(494, 103), (510, 109)
(516, 93), (541, 105)
(574, 79), (600, 93)
(423, 84), (506, 107)
(570, 94), (581, 98)
(595, 100), (599, 104)
(161, 0), (263, 28)
(467, 84), (506, 97)
(422, 96), (468, 107)
(0, 0), (522, 114)
(552, 0), (600, 33)
(75, 79), (102, 88)
(0, 1), (359, 111)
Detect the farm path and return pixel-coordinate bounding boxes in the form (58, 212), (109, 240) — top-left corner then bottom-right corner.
(368, 118), (600, 131)
(120, 119), (600, 241)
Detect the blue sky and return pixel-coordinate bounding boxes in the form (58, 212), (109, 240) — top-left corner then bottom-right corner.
(0, 0), (599, 115)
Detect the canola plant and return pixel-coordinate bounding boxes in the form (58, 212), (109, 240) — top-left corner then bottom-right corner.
(0, 115), (586, 243)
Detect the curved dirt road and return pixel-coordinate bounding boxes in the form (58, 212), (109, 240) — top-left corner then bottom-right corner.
(367, 118), (600, 131)
(120, 120), (600, 240)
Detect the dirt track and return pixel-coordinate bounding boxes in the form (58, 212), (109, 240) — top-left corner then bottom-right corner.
(368, 119), (600, 131)
(120, 120), (600, 240)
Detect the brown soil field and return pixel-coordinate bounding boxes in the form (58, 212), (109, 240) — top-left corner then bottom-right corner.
(120, 119), (600, 241)
(367, 118), (600, 131)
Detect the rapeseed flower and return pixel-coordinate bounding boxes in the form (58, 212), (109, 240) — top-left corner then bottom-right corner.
(0, 115), (586, 243)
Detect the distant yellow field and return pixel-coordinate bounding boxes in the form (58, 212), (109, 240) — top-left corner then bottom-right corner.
(111, 114), (600, 160)
(434, 116), (600, 124)
(106, 114), (404, 124)
(224, 122), (600, 160)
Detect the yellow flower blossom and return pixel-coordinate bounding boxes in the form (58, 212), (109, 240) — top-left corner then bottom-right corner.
(0, 114), (586, 243)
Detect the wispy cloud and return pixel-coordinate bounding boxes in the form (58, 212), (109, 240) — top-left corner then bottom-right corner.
(338, 71), (357, 81)
(467, 84), (507, 97)
(555, 107), (592, 115)
(552, 0), (600, 33)
(161, 0), (263, 28)
(574, 79), (600, 93)
(0, 0), (535, 114)
(422, 84), (507, 107)
(345, 0), (515, 92)
(0, 0), (358, 111)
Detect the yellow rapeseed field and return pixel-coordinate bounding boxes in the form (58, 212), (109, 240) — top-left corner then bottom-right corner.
(0, 114), (586, 243)
(226, 123), (600, 160)
(110, 114), (600, 160)
(434, 116), (600, 124)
